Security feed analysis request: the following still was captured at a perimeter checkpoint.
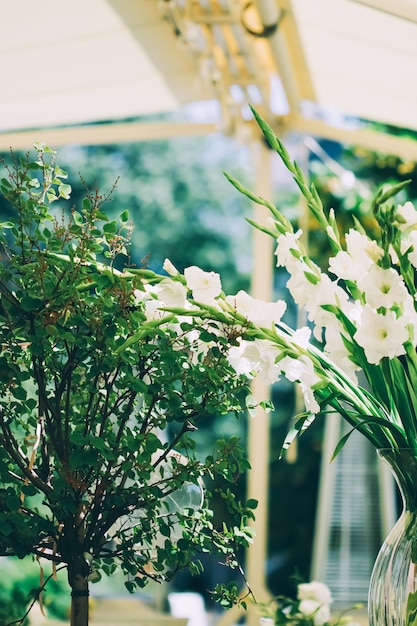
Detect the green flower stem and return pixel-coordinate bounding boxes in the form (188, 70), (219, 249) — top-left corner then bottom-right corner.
(239, 317), (407, 451)
(249, 106), (343, 256)
(114, 314), (178, 353)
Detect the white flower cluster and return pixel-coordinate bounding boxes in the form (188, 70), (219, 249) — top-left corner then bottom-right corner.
(142, 262), (298, 405)
(277, 221), (417, 375)
(133, 189), (417, 441)
(213, 109), (417, 453)
(133, 263), (223, 358)
(224, 196), (417, 426)
(136, 260), (349, 419)
(151, 205), (417, 423)
(297, 581), (333, 626)
(297, 581), (361, 626)
(260, 581), (361, 626)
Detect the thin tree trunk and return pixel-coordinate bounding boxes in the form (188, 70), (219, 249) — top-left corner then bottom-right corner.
(67, 506), (90, 626)
(70, 595), (89, 626)
(69, 558), (89, 626)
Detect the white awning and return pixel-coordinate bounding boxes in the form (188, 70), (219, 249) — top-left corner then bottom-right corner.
(1, 0), (417, 157)
(0, 0), (212, 132)
(291, 0), (417, 131)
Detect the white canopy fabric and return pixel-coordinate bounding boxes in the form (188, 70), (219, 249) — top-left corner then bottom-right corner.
(290, 0), (417, 132)
(0, 0), (211, 131)
(2, 0), (417, 157)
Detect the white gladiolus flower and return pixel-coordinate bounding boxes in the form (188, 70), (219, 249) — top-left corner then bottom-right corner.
(225, 290), (286, 328)
(298, 581), (333, 605)
(402, 295), (417, 338)
(280, 356), (321, 414)
(162, 258), (179, 276)
(184, 266), (222, 304)
(144, 298), (165, 321)
(286, 261), (321, 309)
(291, 326), (312, 349)
(228, 339), (281, 385)
(298, 600), (331, 626)
(242, 340), (281, 385)
(349, 300), (363, 324)
(401, 230), (417, 268)
(301, 384), (320, 415)
(133, 285), (167, 321)
(153, 278), (188, 308)
(357, 265), (408, 309)
(280, 355), (317, 385)
(328, 250), (356, 281)
(225, 290), (253, 316)
(345, 229), (384, 265)
(328, 250), (369, 282)
(354, 306), (409, 364)
(287, 268), (348, 340)
(275, 230), (303, 269)
(227, 344), (255, 378)
(396, 201), (417, 232)
(133, 288), (145, 304)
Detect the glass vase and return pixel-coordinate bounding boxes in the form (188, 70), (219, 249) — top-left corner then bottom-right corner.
(369, 448), (417, 626)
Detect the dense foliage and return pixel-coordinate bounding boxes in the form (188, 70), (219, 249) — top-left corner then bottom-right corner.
(0, 145), (256, 624)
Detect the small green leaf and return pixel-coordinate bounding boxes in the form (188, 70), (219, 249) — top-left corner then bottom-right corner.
(54, 165), (68, 179)
(72, 211), (83, 225)
(58, 183), (72, 199)
(20, 296), (43, 312)
(82, 197), (91, 213)
(103, 221), (117, 234)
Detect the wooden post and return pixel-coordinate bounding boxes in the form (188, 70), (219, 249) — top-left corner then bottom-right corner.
(245, 138), (274, 626)
(215, 136), (274, 626)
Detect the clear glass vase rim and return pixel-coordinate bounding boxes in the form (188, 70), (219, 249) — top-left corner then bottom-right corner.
(377, 448), (417, 451)
(377, 447), (417, 456)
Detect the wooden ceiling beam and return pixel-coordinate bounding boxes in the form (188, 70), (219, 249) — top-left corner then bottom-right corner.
(0, 121), (218, 152)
